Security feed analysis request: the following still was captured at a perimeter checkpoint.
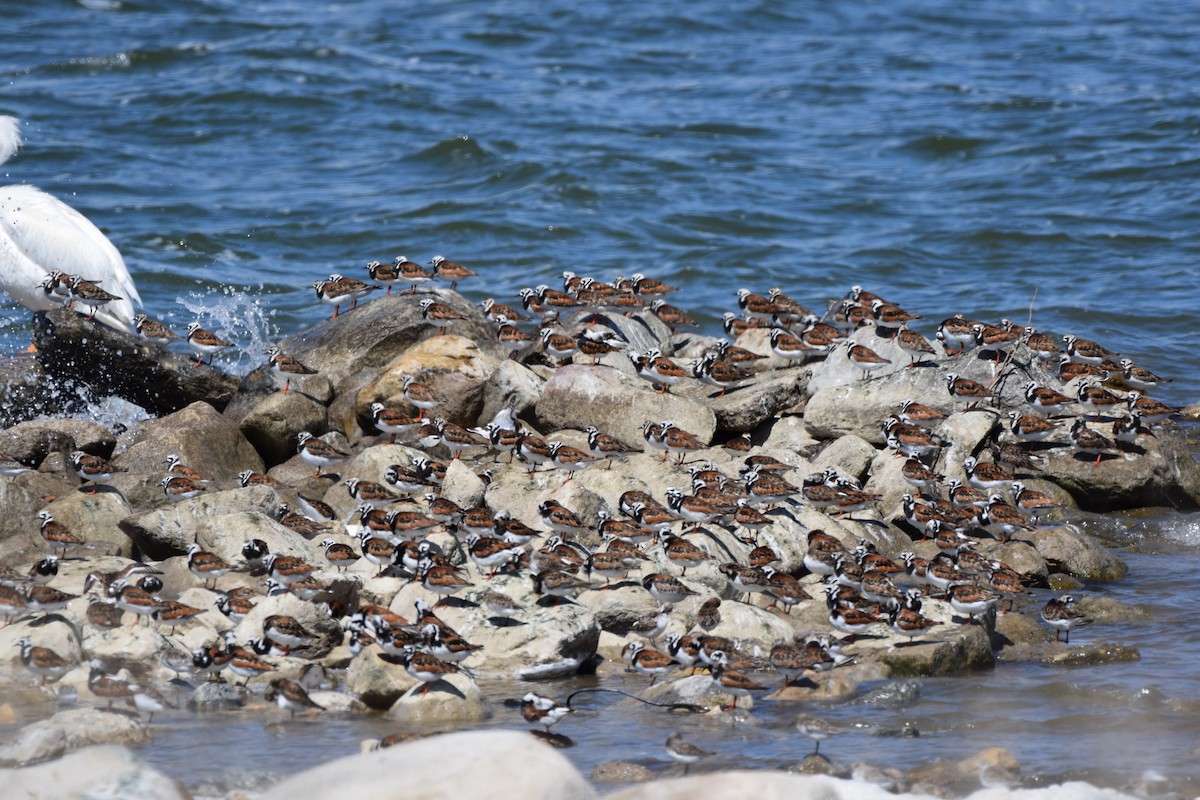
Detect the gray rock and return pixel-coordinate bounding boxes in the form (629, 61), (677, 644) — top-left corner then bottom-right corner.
(257, 729), (597, 800)
(36, 491), (134, 558)
(478, 359), (545, 429)
(0, 708), (150, 766)
(536, 365), (716, 449)
(384, 671), (491, 724)
(0, 419), (114, 467)
(114, 400), (264, 485)
(0, 744), (187, 800)
(119, 485), (284, 560)
(33, 306), (239, 415)
(710, 368), (808, 433)
(1026, 524), (1127, 582)
(345, 646), (419, 710)
(189, 680), (247, 710)
(1038, 431), (1200, 511)
(239, 390), (329, 467)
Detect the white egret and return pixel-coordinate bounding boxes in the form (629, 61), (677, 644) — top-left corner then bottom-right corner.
(0, 115), (141, 333)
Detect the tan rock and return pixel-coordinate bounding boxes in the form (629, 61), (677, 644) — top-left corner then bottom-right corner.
(0, 744), (186, 799)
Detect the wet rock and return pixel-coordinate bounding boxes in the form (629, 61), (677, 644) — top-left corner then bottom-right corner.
(33, 306), (239, 415)
(188, 680), (247, 710)
(536, 365), (716, 453)
(592, 761), (655, 783)
(119, 485), (284, 560)
(239, 390), (329, 467)
(0, 708), (150, 766)
(1039, 429), (1200, 511)
(848, 680), (923, 708)
(385, 671), (490, 724)
(1026, 525), (1127, 582)
(0, 419), (114, 468)
(908, 746), (1021, 794)
(258, 729), (597, 800)
(1047, 573), (1083, 591)
(992, 610), (1049, 650)
(1001, 641), (1140, 666)
(114, 400), (264, 486)
(345, 647), (419, 710)
(877, 616), (995, 678)
(1, 744), (187, 800)
(637, 673), (731, 711)
(0, 352), (59, 427)
(1073, 595), (1151, 624)
(795, 753), (838, 775)
(710, 368), (807, 433)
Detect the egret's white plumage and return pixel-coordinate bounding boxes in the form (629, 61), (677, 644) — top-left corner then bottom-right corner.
(0, 116), (141, 332)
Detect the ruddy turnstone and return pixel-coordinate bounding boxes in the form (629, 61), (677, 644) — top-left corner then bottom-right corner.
(66, 275), (122, 322)
(187, 543), (234, 589)
(16, 638), (71, 685)
(895, 325), (935, 367)
(417, 558), (472, 606)
(1006, 410), (1057, 443)
(1010, 482), (1065, 519)
(266, 346), (318, 393)
(401, 374), (440, 420)
(185, 322), (234, 367)
(1076, 380), (1123, 419)
(162, 474), (206, 502)
(295, 431), (348, 477)
(621, 640), (677, 685)
(846, 343), (891, 379)
(37, 511), (84, 556)
(318, 537), (360, 572)
(642, 573), (698, 604)
(735, 288), (781, 322)
(27, 555), (58, 585)
(1069, 418), (1116, 465)
(625, 273), (679, 297)
(532, 569), (593, 605)
(69, 450), (118, 493)
(262, 553), (320, 586)
(649, 299), (697, 331)
(888, 599), (938, 645)
(946, 583), (999, 623)
(266, 677), (323, 718)
(1040, 594), (1087, 643)
(1022, 326), (1062, 361)
(708, 649), (766, 711)
(1062, 333), (1117, 364)
(936, 314), (977, 355)
(1112, 412), (1154, 448)
(768, 328), (811, 362)
(945, 373), (990, 408)
(313, 273), (379, 317)
(429, 255), (476, 290)
(664, 732), (712, 775)
(419, 298), (467, 335)
(344, 477), (405, 508)
(133, 313), (181, 342)
(962, 456), (1014, 492)
(385, 256), (432, 295)
(1126, 390), (1181, 424)
(521, 692), (573, 731)
(585, 426), (642, 468)
(633, 349), (689, 393)
(396, 645), (460, 695)
(1118, 358), (1171, 391)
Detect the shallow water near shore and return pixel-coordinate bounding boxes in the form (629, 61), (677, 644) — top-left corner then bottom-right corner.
(4, 0), (1200, 796)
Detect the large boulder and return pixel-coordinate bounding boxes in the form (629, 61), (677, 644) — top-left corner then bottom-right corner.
(1, 744), (187, 800)
(536, 365), (716, 452)
(257, 730), (596, 800)
(239, 390), (330, 467)
(112, 400), (264, 499)
(32, 307), (239, 415)
(0, 709), (150, 766)
(119, 485), (285, 560)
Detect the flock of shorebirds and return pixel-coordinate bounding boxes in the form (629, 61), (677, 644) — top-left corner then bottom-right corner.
(4, 255), (1182, 769)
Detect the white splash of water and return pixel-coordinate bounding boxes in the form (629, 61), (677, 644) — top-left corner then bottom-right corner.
(175, 284), (280, 374)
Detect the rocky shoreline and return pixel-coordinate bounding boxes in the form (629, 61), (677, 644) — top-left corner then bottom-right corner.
(0, 281), (1196, 798)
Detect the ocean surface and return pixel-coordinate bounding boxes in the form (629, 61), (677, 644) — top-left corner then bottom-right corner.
(2, 0), (1200, 795)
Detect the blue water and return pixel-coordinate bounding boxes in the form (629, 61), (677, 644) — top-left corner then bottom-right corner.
(1, 0), (1197, 404)
(3, 1), (1200, 794)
